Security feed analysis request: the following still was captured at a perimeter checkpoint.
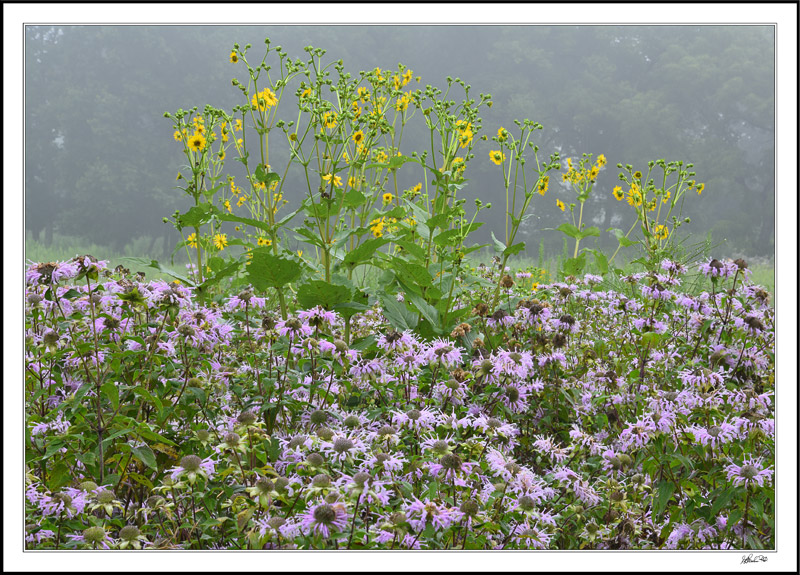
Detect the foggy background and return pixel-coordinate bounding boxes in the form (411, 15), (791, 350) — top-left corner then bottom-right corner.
(24, 25), (775, 263)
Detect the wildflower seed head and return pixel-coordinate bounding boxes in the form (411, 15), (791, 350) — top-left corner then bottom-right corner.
(79, 481), (98, 492)
(665, 391), (679, 402)
(390, 511), (407, 526)
(82, 526), (107, 544)
(313, 504), (336, 524)
(43, 331), (59, 346)
(288, 435), (308, 448)
(377, 425), (396, 437)
(376, 453), (390, 463)
(237, 410), (257, 425)
(504, 462), (521, 476)
(560, 314), (575, 326)
(709, 259), (724, 271)
(609, 456), (622, 470)
(310, 410), (328, 425)
(316, 427), (334, 441)
(262, 316), (276, 330)
(518, 495), (535, 511)
(178, 323), (195, 337)
(238, 289), (254, 302)
(460, 499), (480, 517)
(90, 293), (103, 305)
(446, 378), (461, 390)
(632, 474), (644, 485)
(435, 345), (454, 357)
(196, 429), (211, 442)
(740, 464), (758, 479)
(618, 454), (632, 468)
(333, 437), (354, 454)
(145, 495), (165, 508)
(312, 474), (331, 488)
(353, 472), (371, 486)
(27, 293), (43, 306)
(505, 385), (520, 403)
(255, 478), (275, 494)
(95, 490), (116, 504)
(733, 258), (748, 270)
(491, 309), (508, 322)
(610, 490), (624, 502)
(440, 453), (462, 471)
(286, 319), (303, 330)
(180, 455), (202, 472)
(274, 477), (290, 493)
(708, 426), (722, 438)
(119, 525), (141, 541)
(406, 409), (422, 421)
(487, 417), (502, 429)
(188, 377), (203, 387)
(552, 333), (568, 348)
(473, 302), (489, 317)
(501, 275), (514, 288)
(333, 339), (349, 353)
(267, 517), (286, 530)
(307, 452), (325, 467)
(223, 432), (241, 446)
(619, 518), (635, 535)
(587, 521), (600, 534)
(344, 415), (360, 429)
(432, 440), (450, 456)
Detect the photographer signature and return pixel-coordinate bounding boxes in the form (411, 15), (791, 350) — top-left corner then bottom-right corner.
(740, 553), (768, 565)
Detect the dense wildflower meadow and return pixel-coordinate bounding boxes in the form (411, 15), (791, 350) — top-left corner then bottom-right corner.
(24, 39), (775, 551)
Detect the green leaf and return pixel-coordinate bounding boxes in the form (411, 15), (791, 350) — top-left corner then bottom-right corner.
(709, 487), (738, 517)
(491, 231), (506, 254)
(654, 480), (675, 519)
(583, 248), (609, 275)
(379, 293), (418, 331)
(504, 241), (526, 257)
(255, 164), (281, 187)
(607, 227), (638, 247)
(247, 248), (302, 291)
(342, 238), (388, 270)
(131, 445), (158, 470)
(177, 203), (214, 228)
(120, 258), (194, 286)
(405, 291), (440, 329)
(296, 281), (352, 310)
(128, 473), (154, 490)
(562, 253), (586, 276)
(556, 223), (581, 239)
(390, 258), (432, 287)
(101, 381), (119, 412)
(197, 259), (242, 292)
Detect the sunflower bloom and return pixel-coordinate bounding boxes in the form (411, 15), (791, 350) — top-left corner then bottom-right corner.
(187, 233), (197, 249)
(352, 130), (365, 145)
(596, 154), (607, 167)
(188, 132), (206, 152)
(490, 150), (505, 165)
(230, 51), (238, 64)
(213, 234), (228, 251)
(537, 176), (549, 196)
(556, 199), (566, 212)
(383, 192), (393, 204)
(613, 186), (624, 201)
(252, 88), (278, 112)
(173, 130), (183, 142)
(257, 237), (272, 247)
(654, 225), (669, 240)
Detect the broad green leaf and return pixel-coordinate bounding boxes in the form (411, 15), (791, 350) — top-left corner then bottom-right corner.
(562, 253), (586, 276)
(606, 227), (638, 247)
(379, 293), (418, 331)
(556, 223), (582, 239)
(247, 248), (302, 291)
(654, 480), (675, 519)
(101, 381), (119, 412)
(342, 238), (388, 270)
(583, 248), (609, 275)
(491, 231), (506, 254)
(131, 445), (158, 470)
(504, 241), (526, 257)
(296, 281), (352, 310)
